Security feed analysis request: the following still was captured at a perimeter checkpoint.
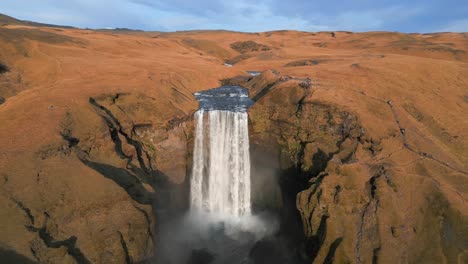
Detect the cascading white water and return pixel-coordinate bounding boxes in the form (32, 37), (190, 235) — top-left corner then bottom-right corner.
(154, 87), (280, 264)
(190, 110), (251, 218)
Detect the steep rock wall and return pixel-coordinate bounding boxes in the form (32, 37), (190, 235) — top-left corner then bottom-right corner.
(244, 71), (468, 264)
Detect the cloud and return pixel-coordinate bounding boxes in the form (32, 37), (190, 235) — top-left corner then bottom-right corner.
(303, 5), (427, 32)
(0, 0), (466, 32)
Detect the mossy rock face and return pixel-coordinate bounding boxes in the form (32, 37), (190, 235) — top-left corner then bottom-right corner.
(230, 40), (271, 54)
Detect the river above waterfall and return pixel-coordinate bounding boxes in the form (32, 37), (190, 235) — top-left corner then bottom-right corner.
(194, 85), (254, 112)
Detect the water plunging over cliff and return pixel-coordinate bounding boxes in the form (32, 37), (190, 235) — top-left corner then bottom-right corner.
(191, 86), (254, 219)
(156, 87), (285, 264)
(191, 110), (251, 218)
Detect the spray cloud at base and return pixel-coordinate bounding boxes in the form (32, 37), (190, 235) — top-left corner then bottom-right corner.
(155, 86), (291, 264)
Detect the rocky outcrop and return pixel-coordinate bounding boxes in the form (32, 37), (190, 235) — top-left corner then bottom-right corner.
(84, 93), (193, 212)
(240, 71), (468, 263)
(223, 40), (272, 65)
(0, 62), (9, 74)
(285, 60), (321, 67)
(0, 91), (194, 263)
(230, 40), (271, 53)
(0, 59), (24, 100)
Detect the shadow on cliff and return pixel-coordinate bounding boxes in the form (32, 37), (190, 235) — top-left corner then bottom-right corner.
(0, 248), (38, 264)
(277, 150), (345, 263)
(250, 140), (342, 263)
(80, 159), (154, 205)
(0, 62), (9, 74)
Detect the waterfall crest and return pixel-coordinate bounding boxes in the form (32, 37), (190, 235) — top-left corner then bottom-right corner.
(190, 110), (252, 218)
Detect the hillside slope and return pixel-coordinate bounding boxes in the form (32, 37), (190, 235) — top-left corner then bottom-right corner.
(0, 16), (467, 263)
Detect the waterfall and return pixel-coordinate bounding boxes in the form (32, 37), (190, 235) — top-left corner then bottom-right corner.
(153, 87), (279, 264)
(190, 110), (252, 218)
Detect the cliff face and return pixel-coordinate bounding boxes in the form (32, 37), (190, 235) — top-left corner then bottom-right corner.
(242, 70), (467, 263)
(0, 19), (467, 263)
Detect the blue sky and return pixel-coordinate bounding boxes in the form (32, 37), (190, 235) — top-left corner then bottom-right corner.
(1, 0), (467, 32)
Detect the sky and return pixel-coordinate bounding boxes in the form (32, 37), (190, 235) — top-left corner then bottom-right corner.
(1, 0), (467, 33)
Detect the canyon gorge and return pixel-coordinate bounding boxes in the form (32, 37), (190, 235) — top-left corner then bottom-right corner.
(0, 13), (467, 264)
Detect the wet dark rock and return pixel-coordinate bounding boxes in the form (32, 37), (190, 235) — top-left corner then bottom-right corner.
(188, 249), (215, 264)
(0, 62), (9, 74)
(220, 75), (252, 86)
(248, 238), (288, 264)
